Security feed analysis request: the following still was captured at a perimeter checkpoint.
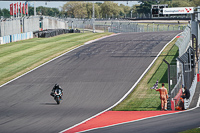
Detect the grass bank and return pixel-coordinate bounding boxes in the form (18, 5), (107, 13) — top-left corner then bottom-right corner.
(0, 32), (112, 86)
(179, 128), (200, 133)
(112, 38), (179, 111)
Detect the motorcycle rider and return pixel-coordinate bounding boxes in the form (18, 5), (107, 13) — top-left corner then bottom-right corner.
(50, 84), (63, 99)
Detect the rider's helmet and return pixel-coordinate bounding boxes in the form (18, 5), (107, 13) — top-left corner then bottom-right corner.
(55, 84), (59, 88)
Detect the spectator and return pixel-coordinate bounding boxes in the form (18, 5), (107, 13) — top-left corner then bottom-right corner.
(181, 87), (190, 99)
(155, 83), (169, 111)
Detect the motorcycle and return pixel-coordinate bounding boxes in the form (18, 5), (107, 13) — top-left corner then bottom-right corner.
(54, 89), (62, 104)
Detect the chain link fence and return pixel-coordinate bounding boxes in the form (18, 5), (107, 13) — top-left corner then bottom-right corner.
(130, 13), (191, 20)
(108, 21), (185, 33)
(175, 25), (191, 57)
(62, 18), (185, 33)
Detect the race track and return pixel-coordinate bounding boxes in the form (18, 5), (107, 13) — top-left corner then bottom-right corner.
(0, 31), (181, 133)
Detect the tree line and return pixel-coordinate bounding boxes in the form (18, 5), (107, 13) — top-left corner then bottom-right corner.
(1, 0), (200, 19)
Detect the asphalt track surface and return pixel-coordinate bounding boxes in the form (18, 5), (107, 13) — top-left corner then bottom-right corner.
(0, 31), (181, 133)
(84, 108), (200, 133)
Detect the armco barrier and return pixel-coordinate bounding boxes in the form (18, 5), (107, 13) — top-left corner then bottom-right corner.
(0, 37), (2, 44)
(3, 35), (10, 44)
(1, 32), (33, 44)
(173, 88), (183, 107)
(21, 33), (26, 40)
(184, 74), (197, 109)
(11, 32), (33, 42)
(171, 98), (175, 111)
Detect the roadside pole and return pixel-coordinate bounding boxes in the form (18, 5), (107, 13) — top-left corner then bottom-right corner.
(92, 2), (95, 33)
(163, 59), (171, 110)
(198, 6), (200, 74)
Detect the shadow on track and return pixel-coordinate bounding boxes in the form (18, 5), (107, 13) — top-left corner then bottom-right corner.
(40, 103), (58, 105)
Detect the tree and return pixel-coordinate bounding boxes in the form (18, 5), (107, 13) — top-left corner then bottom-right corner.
(28, 6), (34, 16)
(37, 6), (48, 16)
(160, 0), (197, 7)
(191, 0), (200, 6)
(0, 8), (11, 18)
(0, 9), (3, 17)
(62, 2), (87, 18)
(168, 0), (191, 7)
(136, 1), (156, 14)
(100, 2), (120, 18)
(52, 8), (60, 17)
(86, 3), (101, 19)
(130, 4), (140, 14)
(119, 4), (131, 17)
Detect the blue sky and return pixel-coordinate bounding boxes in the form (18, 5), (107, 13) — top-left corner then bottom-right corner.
(0, 1), (140, 10)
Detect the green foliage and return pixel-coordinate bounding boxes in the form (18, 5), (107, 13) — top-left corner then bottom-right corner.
(62, 2), (87, 18)
(136, 1), (157, 14)
(0, 8), (11, 18)
(34, 6), (60, 17)
(119, 4), (131, 17)
(100, 2), (120, 18)
(179, 128), (200, 133)
(160, 0), (200, 7)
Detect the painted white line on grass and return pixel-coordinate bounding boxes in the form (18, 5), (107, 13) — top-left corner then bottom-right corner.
(0, 33), (117, 89)
(59, 33), (182, 133)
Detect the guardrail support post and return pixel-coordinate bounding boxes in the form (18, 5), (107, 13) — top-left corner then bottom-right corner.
(163, 59), (171, 110)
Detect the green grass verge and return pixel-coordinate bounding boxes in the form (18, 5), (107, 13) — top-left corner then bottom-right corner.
(112, 38), (179, 111)
(0, 32), (112, 86)
(179, 128), (200, 133)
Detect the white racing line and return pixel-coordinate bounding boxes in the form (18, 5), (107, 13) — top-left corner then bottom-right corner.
(59, 33), (198, 133)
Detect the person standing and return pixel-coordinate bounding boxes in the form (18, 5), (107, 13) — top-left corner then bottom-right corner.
(155, 83), (169, 111)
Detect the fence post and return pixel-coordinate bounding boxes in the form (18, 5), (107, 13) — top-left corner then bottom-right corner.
(136, 23), (138, 32)
(157, 24), (159, 31)
(153, 22), (154, 32)
(163, 59), (172, 110)
(104, 22), (107, 32)
(111, 22), (113, 33)
(0, 21), (1, 37)
(83, 21), (85, 33)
